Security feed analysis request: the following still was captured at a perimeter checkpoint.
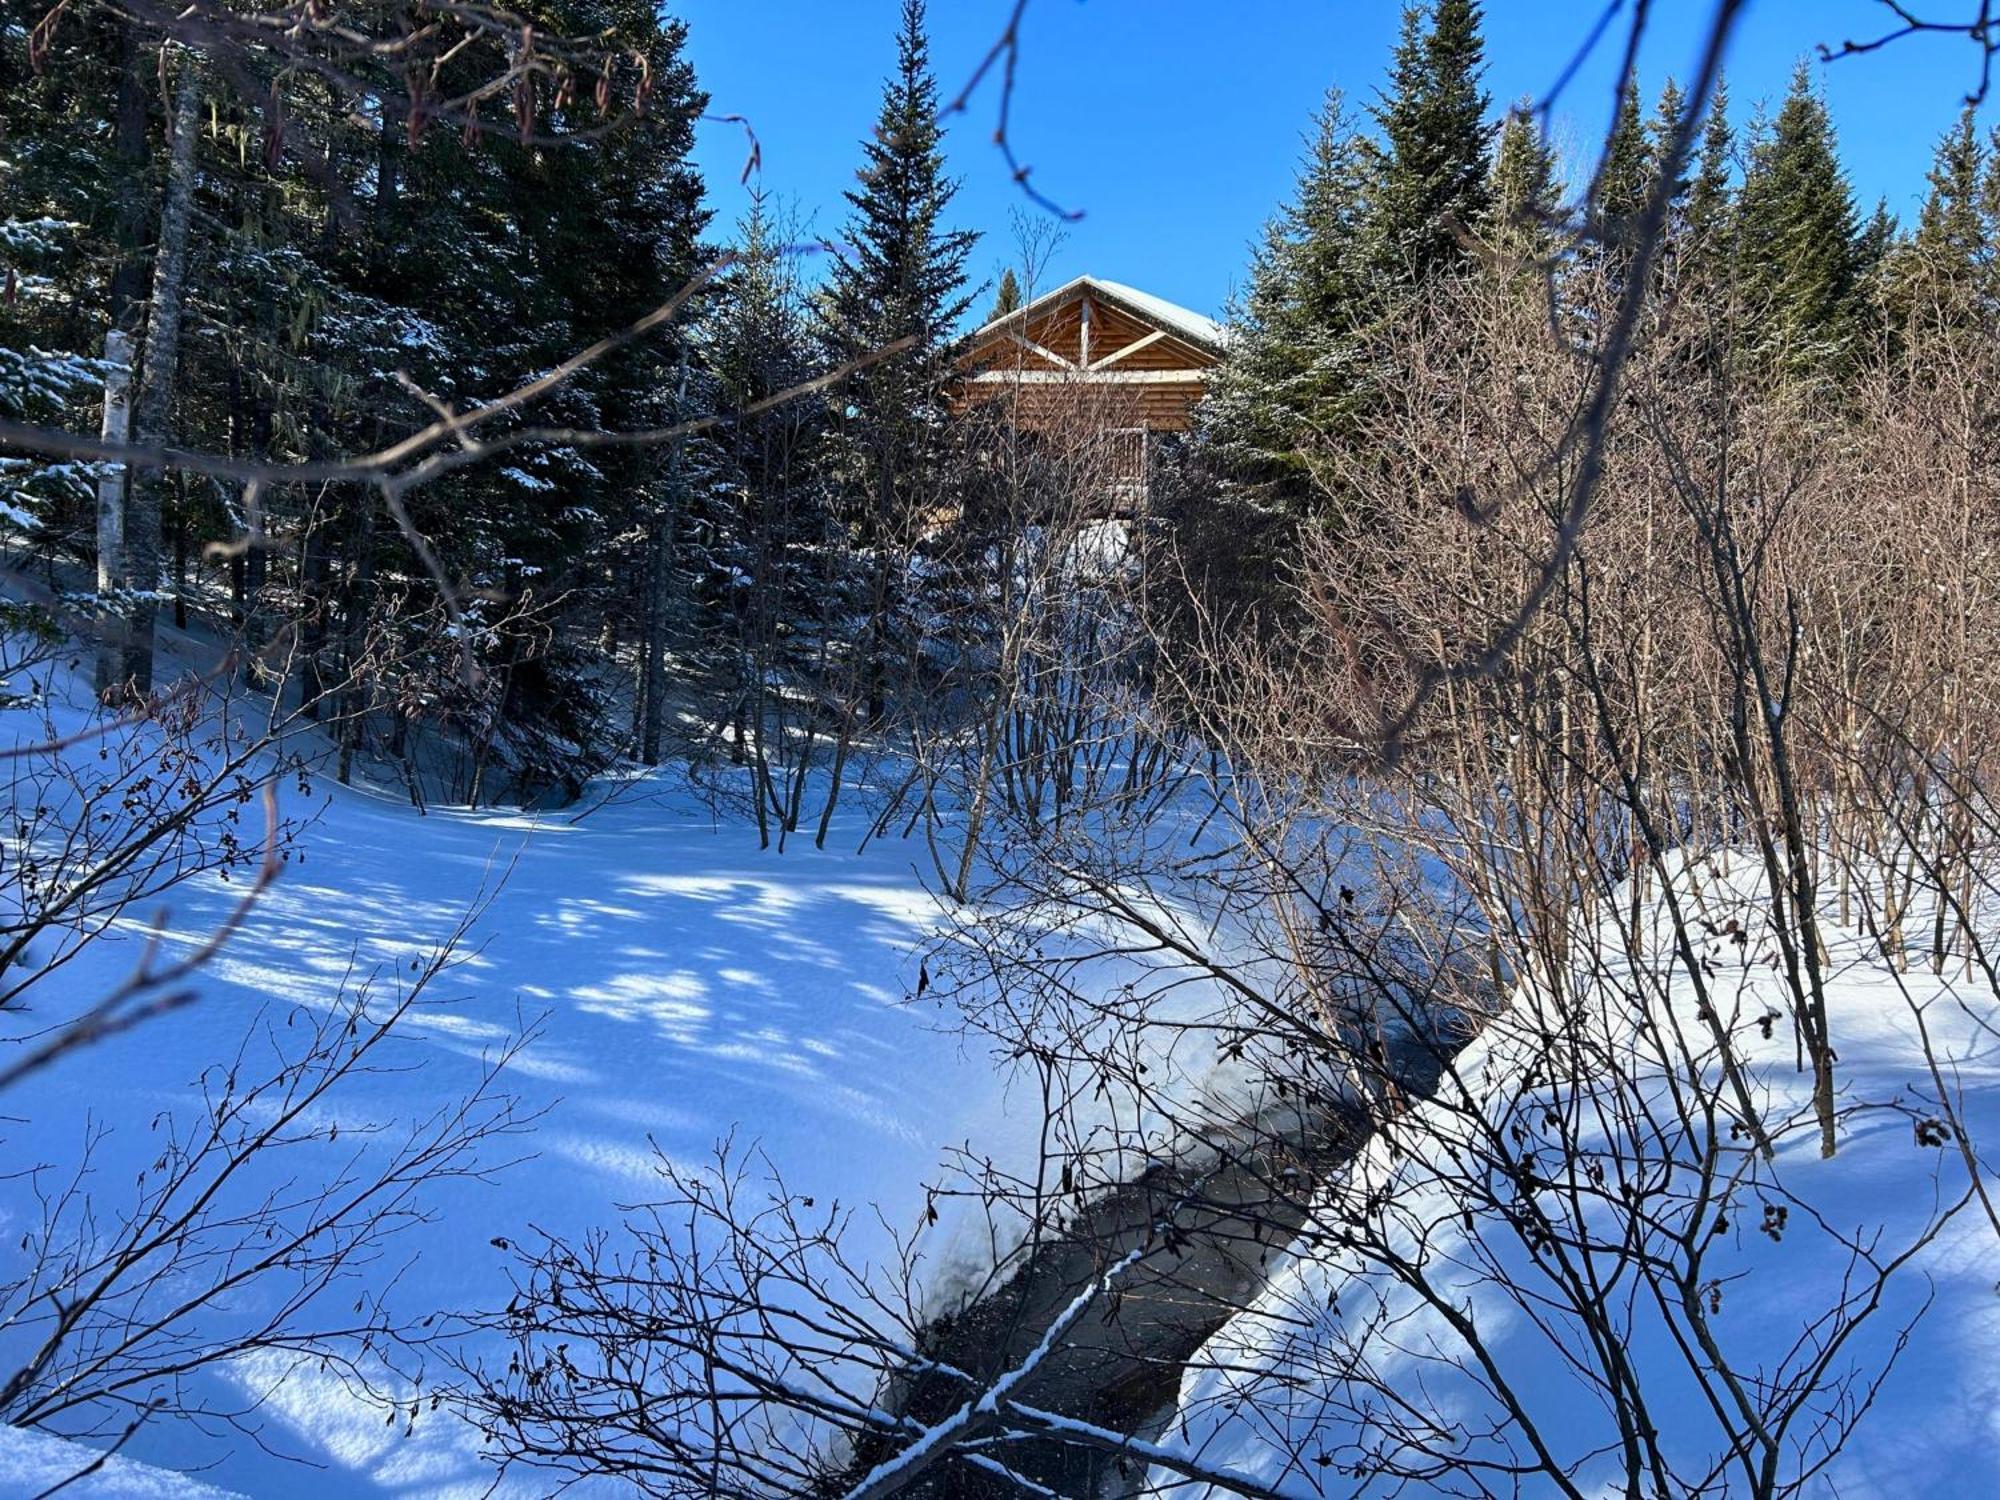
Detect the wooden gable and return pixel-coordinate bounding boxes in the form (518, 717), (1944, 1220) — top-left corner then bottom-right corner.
(956, 277), (1224, 434)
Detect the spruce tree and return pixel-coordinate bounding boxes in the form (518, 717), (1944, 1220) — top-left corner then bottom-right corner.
(1983, 121), (2000, 242)
(820, 0), (977, 721)
(1917, 111), (1985, 269)
(822, 0), (977, 515)
(1595, 78), (1652, 263)
(988, 267), (1022, 323)
(1683, 76), (1735, 273)
(1365, 0), (1494, 290)
(1647, 79), (1692, 204)
(1884, 110), (1988, 328)
(1854, 198), (1898, 322)
(1735, 63), (1862, 387)
(1201, 89), (1373, 504)
(1488, 104), (1561, 264)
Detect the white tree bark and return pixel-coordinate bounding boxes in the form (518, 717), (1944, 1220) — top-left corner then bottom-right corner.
(94, 327), (133, 595)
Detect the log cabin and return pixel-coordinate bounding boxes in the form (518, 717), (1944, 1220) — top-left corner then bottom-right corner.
(954, 275), (1225, 511)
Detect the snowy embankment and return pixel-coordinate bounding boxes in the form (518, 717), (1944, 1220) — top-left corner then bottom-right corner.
(1151, 860), (2000, 1498)
(0, 647), (1049, 1496)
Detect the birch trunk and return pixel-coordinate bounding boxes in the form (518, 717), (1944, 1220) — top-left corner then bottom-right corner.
(93, 328), (133, 597)
(91, 26), (151, 690)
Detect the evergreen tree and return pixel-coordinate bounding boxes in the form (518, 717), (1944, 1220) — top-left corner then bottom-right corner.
(693, 190), (844, 819)
(1983, 121), (2000, 242)
(1735, 63), (1863, 387)
(1365, 0), (1494, 290)
(1855, 200), (1898, 289)
(1916, 110), (1985, 271)
(1488, 103), (1561, 263)
(1647, 78), (1692, 206)
(823, 0), (977, 416)
(507, 0), (713, 773)
(1644, 76), (1699, 277)
(5, 2), (716, 797)
(1201, 90), (1374, 504)
(1883, 110), (1988, 330)
(1207, 2), (1496, 518)
(820, 0), (977, 721)
(1683, 75), (1736, 276)
(1595, 78), (1652, 262)
(988, 266), (1022, 322)
(0, 11), (158, 578)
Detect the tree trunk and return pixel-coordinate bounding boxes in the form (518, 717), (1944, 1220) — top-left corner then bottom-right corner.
(639, 355), (691, 766)
(92, 25), (150, 690)
(373, 95), (405, 245)
(241, 407), (273, 684)
(172, 482), (188, 630)
(109, 51), (202, 699)
(335, 497), (378, 784)
(94, 328), (133, 595)
(296, 503), (332, 719)
(105, 22), (152, 318)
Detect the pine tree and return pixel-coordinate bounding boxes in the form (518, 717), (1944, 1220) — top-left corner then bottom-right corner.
(1916, 111), (1985, 271)
(1683, 75), (1735, 275)
(820, 0), (977, 723)
(1883, 110), (1988, 330)
(1647, 78), (1692, 205)
(1735, 63), (1863, 387)
(1488, 103), (1561, 262)
(988, 266), (1022, 323)
(695, 189), (841, 820)
(1365, 0), (1494, 290)
(1595, 77), (1652, 262)
(1201, 89), (1374, 503)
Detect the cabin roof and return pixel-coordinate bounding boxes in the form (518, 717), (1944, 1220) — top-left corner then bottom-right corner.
(973, 274), (1227, 352)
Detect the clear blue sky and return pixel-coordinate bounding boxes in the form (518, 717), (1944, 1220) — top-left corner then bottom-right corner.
(672, 1), (1985, 322)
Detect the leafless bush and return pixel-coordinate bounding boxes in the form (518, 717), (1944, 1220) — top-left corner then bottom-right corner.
(1096, 261), (2000, 1495)
(0, 925), (537, 1459)
(0, 595), (532, 1078)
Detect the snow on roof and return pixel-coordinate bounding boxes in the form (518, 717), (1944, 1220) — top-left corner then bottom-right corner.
(978, 274), (1227, 350)
(1084, 278), (1227, 348)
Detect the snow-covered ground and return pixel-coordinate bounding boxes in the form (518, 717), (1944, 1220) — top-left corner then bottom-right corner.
(0, 654), (1034, 1496)
(1153, 870), (2000, 1498)
(0, 1424), (242, 1499)
(12, 614), (1997, 1499)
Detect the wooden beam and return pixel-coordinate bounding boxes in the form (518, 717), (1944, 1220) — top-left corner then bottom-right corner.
(1079, 294), (1093, 368)
(966, 369), (1210, 385)
(1004, 331), (1076, 369)
(1089, 328), (1167, 369)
